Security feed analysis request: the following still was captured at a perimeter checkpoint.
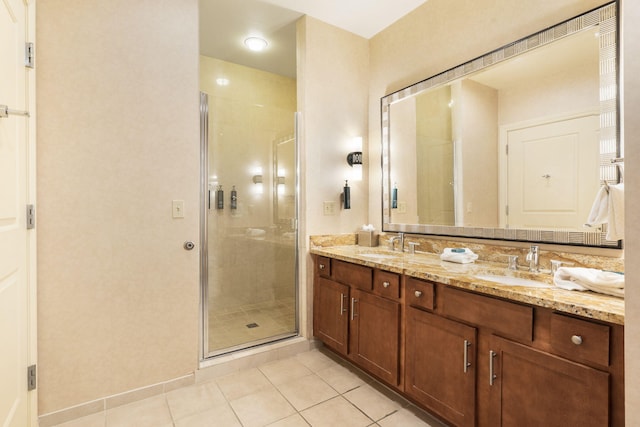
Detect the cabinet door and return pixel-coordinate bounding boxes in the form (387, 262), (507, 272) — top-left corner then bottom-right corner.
(350, 289), (401, 385)
(314, 277), (349, 355)
(488, 335), (610, 426)
(405, 307), (477, 427)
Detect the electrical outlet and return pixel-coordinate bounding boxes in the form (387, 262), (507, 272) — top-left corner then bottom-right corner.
(172, 200), (185, 218)
(397, 201), (407, 214)
(323, 201), (337, 215)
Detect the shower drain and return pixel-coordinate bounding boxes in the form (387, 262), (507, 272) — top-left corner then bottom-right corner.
(246, 322), (259, 328)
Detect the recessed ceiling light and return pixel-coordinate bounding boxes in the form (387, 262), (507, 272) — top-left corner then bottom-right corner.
(244, 36), (268, 52)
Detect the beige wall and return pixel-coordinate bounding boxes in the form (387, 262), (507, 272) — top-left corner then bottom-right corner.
(297, 16), (369, 337)
(623, 0), (640, 421)
(36, 0), (200, 414)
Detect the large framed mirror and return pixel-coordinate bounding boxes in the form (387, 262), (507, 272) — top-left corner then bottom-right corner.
(382, 2), (621, 248)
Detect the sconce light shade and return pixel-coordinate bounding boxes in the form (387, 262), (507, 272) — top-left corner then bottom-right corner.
(346, 151), (363, 167)
(252, 175), (263, 184)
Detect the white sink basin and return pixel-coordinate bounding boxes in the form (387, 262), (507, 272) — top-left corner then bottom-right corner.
(475, 274), (553, 288)
(359, 253), (398, 260)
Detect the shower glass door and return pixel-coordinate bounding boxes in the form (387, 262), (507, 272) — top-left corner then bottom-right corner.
(200, 57), (298, 358)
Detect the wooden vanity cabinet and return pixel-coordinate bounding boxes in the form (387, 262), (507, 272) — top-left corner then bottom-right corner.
(313, 256), (624, 426)
(405, 306), (477, 427)
(313, 256), (402, 386)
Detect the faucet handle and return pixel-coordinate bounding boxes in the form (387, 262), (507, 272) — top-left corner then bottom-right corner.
(551, 259), (574, 274)
(408, 242), (419, 254)
(506, 255), (519, 270)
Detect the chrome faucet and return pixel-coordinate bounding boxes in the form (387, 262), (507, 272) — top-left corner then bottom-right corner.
(388, 233), (405, 252)
(526, 245), (540, 272)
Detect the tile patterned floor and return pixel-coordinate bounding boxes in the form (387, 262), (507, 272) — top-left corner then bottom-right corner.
(50, 348), (448, 427)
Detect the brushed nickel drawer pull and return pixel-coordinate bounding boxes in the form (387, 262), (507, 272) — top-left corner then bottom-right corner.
(351, 298), (358, 320)
(463, 340), (472, 373)
(319, 264), (325, 270)
(571, 335), (583, 345)
(489, 350), (497, 386)
(414, 290), (423, 298)
(383, 281), (390, 288)
(340, 293), (347, 315)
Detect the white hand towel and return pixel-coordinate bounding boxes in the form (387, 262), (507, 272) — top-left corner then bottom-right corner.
(440, 248), (478, 264)
(585, 185), (609, 226)
(607, 183), (624, 241)
(584, 183), (624, 241)
(553, 266), (624, 298)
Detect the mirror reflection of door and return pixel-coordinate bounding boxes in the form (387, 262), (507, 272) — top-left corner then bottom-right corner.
(503, 114), (600, 230)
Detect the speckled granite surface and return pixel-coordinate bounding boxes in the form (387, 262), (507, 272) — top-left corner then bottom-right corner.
(310, 242), (624, 325)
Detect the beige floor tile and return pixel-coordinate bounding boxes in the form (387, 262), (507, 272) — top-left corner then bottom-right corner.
(344, 384), (403, 422)
(377, 407), (438, 427)
(300, 396), (372, 427)
(259, 357), (313, 385)
(52, 412), (105, 427)
(294, 350), (336, 372)
(166, 380), (227, 421)
(315, 363), (366, 394)
(105, 395), (173, 427)
(216, 367), (273, 401)
(174, 402), (242, 427)
(276, 374), (338, 411)
(230, 387), (296, 427)
(266, 413), (311, 427)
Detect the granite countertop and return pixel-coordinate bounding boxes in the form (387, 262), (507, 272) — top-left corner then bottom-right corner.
(310, 245), (624, 325)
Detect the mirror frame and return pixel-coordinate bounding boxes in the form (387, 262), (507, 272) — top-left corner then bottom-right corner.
(381, 2), (621, 248)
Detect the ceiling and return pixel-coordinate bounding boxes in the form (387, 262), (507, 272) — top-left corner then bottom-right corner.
(199, 0), (428, 78)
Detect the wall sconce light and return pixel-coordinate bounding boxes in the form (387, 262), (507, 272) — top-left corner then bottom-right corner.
(347, 136), (363, 181)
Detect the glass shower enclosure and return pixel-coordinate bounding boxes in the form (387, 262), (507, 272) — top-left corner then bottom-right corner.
(199, 58), (298, 358)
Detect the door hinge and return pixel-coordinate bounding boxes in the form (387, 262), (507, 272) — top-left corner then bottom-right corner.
(505, 144), (509, 155)
(27, 364), (36, 391)
(26, 204), (35, 229)
(505, 205), (509, 216)
(25, 42), (34, 68)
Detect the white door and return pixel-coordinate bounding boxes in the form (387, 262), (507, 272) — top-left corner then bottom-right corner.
(1, 0), (35, 426)
(504, 115), (599, 230)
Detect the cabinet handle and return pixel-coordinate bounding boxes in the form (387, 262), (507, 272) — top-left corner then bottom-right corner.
(463, 340), (472, 373)
(351, 298), (358, 320)
(414, 290), (423, 298)
(489, 350), (497, 386)
(319, 264), (325, 270)
(383, 281), (390, 288)
(339, 293), (347, 316)
(571, 335), (583, 345)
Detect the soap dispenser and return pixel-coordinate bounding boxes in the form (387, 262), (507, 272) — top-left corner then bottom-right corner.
(343, 180), (351, 210)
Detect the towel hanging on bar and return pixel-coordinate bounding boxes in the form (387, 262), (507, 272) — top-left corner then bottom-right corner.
(0, 104), (30, 118)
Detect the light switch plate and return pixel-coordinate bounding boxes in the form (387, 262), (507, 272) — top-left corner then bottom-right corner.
(397, 201), (407, 214)
(323, 201), (337, 215)
(172, 200), (185, 218)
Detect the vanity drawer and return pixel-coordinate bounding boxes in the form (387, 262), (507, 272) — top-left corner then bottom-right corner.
(373, 270), (400, 300)
(333, 259), (372, 291)
(316, 256), (331, 278)
(406, 277), (435, 311)
(549, 313), (610, 367)
(442, 287), (533, 342)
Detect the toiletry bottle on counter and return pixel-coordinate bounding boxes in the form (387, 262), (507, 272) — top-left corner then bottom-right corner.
(230, 185), (237, 210)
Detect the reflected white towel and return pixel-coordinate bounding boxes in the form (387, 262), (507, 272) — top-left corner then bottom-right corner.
(440, 248), (478, 264)
(585, 183), (624, 241)
(553, 267), (624, 298)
